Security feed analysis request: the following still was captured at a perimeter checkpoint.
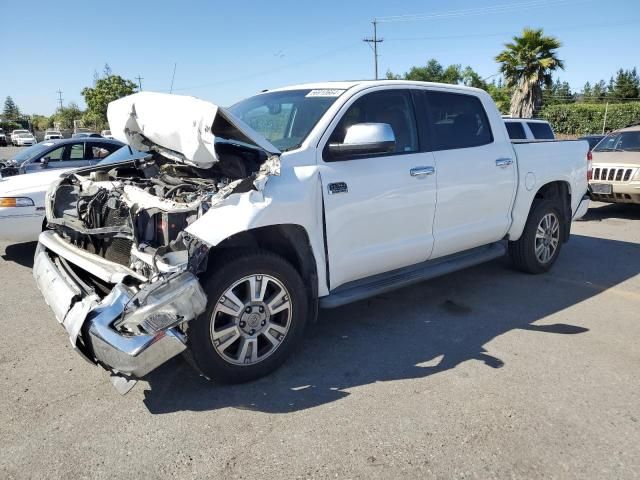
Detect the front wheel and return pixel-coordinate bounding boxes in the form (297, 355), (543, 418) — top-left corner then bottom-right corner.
(509, 199), (564, 274)
(188, 250), (308, 384)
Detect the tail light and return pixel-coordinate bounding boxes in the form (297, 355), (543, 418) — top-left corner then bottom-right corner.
(587, 150), (593, 181)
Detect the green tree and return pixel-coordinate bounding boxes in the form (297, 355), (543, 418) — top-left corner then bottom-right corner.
(3, 96), (21, 120)
(607, 68), (640, 101)
(81, 67), (137, 128)
(52, 103), (83, 129)
(495, 27), (564, 118)
(486, 79), (511, 114)
(592, 80), (607, 103)
(30, 114), (51, 131)
(543, 78), (574, 106)
(386, 58), (487, 87)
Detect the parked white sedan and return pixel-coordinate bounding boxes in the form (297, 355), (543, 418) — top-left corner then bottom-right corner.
(0, 168), (69, 242)
(0, 145), (147, 243)
(14, 132), (37, 147)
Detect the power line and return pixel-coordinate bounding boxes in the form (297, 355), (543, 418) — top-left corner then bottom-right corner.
(170, 43), (360, 93)
(383, 19), (639, 42)
(376, 0), (577, 23)
(363, 19), (384, 80)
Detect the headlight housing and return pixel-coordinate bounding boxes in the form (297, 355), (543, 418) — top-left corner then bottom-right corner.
(0, 197), (35, 207)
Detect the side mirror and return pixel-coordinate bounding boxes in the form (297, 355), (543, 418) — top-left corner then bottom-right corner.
(328, 123), (396, 158)
(40, 157), (50, 166)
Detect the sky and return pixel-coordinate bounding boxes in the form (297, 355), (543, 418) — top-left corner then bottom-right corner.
(1, 0), (638, 116)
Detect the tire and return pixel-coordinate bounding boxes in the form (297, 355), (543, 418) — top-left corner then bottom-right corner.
(188, 249), (308, 384)
(509, 199), (564, 274)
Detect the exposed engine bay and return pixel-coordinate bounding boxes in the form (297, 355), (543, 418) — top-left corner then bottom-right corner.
(46, 142), (278, 291)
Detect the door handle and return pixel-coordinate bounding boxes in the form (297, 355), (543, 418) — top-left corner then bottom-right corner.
(410, 166), (435, 177)
(496, 158), (514, 167)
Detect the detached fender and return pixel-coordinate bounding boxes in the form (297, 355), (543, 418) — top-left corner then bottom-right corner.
(184, 165), (329, 296)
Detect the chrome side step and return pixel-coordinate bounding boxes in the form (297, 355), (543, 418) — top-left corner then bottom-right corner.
(319, 242), (506, 309)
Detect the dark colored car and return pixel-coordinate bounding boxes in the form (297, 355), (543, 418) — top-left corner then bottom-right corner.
(0, 137), (124, 176)
(578, 134), (605, 151)
(72, 132), (102, 138)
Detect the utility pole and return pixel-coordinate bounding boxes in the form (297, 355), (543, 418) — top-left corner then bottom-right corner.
(363, 19), (383, 80)
(56, 90), (63, 110)
(135, 75), (144, 90)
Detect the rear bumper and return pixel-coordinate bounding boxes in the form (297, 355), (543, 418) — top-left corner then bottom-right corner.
(33, 234), (207, 379)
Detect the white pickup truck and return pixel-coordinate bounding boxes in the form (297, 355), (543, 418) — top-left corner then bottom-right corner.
(33, 81), (590, 393)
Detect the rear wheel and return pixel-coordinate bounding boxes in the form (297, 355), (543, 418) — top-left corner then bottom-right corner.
(188, 250), (308, 384)
(509, 199), (563, 274)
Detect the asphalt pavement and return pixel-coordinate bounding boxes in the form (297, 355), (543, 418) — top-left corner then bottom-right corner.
(0, 202), (639, 479)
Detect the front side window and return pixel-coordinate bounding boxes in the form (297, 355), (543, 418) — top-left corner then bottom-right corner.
(527, 122), (554, 140)
(327, 90), (419, 157)
(426, 92), (493, 150)
(44, 145), (65, 162)
(505, 122), (527, 140)
(228, 89), (344, 152)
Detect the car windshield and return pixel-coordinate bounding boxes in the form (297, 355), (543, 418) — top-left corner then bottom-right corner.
(228, 89), (345, 152)
(18, 133), (32, 138)
(594, 131), (640, 152)
(6, 143), (50, 164)
(97, 145), (148, 165)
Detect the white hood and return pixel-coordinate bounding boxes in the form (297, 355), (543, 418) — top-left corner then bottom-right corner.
(0, 168), (73, 195)
(107, 92), (281, 169)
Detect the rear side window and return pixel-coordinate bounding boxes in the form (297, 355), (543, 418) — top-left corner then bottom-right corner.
(527, 122), (554, 140)
(425, 92), (493, 150)
(505, 122), (527, 140)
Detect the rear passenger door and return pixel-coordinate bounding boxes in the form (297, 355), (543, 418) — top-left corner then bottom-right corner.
(423, 89), (517, 258)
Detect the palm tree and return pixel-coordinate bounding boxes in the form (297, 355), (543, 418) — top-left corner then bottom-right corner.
(496, 28), (564, 118)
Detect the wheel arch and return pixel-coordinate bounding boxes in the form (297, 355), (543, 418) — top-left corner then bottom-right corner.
(204, 224), (320, 322)
(508, 180), (572, 242)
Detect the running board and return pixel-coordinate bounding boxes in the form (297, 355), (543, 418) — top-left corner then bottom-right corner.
(319, 242), (506, 309)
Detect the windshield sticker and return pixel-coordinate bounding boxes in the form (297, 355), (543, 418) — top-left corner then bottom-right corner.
(306, 89), (345, 98)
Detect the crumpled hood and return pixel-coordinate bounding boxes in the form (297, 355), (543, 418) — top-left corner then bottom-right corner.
(107, 92), (281, 169)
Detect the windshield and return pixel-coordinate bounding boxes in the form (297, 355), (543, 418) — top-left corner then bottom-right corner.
(97, 145), (148, 165)
(228, 89), (345, 152)
(18, 133), (33, 138)
(594, 131), (640, 152)
(7, 143), (50, 164)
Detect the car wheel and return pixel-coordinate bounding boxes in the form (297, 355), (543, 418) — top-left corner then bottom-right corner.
(509, 199), (564, 274)
(188, 249), (308, 384)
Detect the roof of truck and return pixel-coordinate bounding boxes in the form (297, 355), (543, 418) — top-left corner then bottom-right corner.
(266, 80), (485, 95)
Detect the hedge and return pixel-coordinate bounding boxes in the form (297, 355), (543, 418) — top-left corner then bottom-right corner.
(539, 102), (640, 136)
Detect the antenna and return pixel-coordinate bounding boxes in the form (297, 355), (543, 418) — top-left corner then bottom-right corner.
(169, 63), (177, 93)
(135, 75), (144, 90)
(363, 19), (384, 80)
(56, 90), (63, 109)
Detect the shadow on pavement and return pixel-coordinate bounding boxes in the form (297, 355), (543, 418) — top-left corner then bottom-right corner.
(1, 241), (37, 268)
(581, 203), (640, 222)
(142, 233), (639, 415)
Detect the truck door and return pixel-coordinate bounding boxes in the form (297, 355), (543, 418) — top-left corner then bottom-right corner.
(424, 90), (517, 258)
(318, 88), (437, 290)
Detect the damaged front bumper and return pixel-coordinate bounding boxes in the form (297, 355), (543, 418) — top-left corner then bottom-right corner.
(33, 231), (207, 392)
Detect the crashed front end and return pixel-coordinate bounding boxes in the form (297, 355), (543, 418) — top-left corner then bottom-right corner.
(33, 92), (280, 393)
